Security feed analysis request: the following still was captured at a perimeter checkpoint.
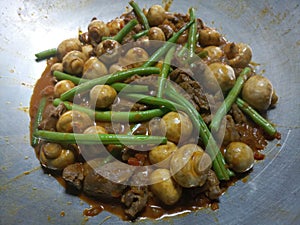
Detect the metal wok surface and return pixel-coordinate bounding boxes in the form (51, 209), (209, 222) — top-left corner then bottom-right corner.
(0, 0), (299, 224)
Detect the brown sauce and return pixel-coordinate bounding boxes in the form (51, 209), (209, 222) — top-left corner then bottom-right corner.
(30, 55), (280, 221)
(30, 59), (221, 220)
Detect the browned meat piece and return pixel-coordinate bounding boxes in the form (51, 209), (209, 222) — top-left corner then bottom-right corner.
(62, 163), (85, 194)
(196, 18), (205, 30)
(201, 113), (212, 124)
(124, 74), (141, 84)
(121, 31), (135, 45)
(231, 103), (248, 124)
(169, 68), (209, 111)
(121, 10), (136, 24)
(221, 115), (241, 146)
(38, 103), (67, 131)
(121, 186), (149, 219)
(198, 27), (226, 47)
(166, 13), (189, 30)
(236, 123), (268, 151)
(83, 159), (132, 199)
(201, 170), (222, 200)
(158, 24), (174, 39)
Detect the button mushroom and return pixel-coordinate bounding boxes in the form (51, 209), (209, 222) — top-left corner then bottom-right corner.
(118, 47), (149, 68)
(54, 80), (75, 98)
(56, 110), (93, 133)
(39, 143), (76, 170)
(158, 24), (174, 39)
(81, 44), (94, 59)
(224, 142), (254, 173)
(170, 144), (212, 188)
(242, 75), (274, 111)
(146, 5), (166, 26)
(150, 168), (182, 205)
(198, 28), (222, 46)
(148, 27), (166, 41)
(89, 84), (117, 109)
(107, 18), (125, 36)
(62, 50), (87, 75)
(50, 63), (63, 73)
(95, 39), (121, 65)
(270, 90), (279, 108)
(87, 19), (110, 45)
(224, 42), (252, 68)
(148, 117), (166, 136)
(57, 38), (82, 61)
(108, 63), (125, 73)
(202, 46), (223, 61)
(161, 111), (193, 144)
(149, 142), (177, 168)
(208, 62), (236, 93)
(81, 125), (109, 159)
(83, 125), (108, 135)
(83, 57), (108, 79)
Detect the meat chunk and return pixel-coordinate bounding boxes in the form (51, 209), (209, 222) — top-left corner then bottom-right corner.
(222, 115), (241, 146)
(158, 24), (174, 39)
(83, 159), (132, 199)
(39, 103), (67, 131)
(201, 170), (222, 200)
(121, 186), (149, 219)
(62, 163), (85, 194)
(169, 68), (209, 111)
(231, 103), (247, 124)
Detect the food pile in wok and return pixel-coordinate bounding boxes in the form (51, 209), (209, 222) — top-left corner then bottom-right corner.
(30, 1), (280, 221)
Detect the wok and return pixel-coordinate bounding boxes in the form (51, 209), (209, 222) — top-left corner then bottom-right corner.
(0, 0), (299, 224)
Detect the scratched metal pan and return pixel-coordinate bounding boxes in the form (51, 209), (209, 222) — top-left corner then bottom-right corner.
(0, 0), (299, 224)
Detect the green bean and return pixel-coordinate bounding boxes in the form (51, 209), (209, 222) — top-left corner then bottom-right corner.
(142, 19), (195, 68)
(110, 83), (149, 93)
(123, 93), (182, 112)
(210, 67), (251, 132)
(101, 36), (111, 41)
(177, 43), (188, 58)
(129, 0), (150, 30)
(123, 93), (204, 149)
(113, 19), (138, 43)
(53, 98), (169, 122)
(34, 130), (167, 145)
(163, 91), (229, 180)
(31, 97), (47, 147)
(105, 123), (148, 158)
(157, 47), (175, 98)
(60, 67), (160, 101)
(187, 7), (197, 58)
(101, 19), (138, 43)
(101, 36), (117, 41)
(177, 33), (199, 58)
(53, 71), (149, 93)
(236, 97), (277, 136)
(133, 29), (149, 40)
(53, 71), (85, 84)
(166, 84), (231, 180)
(35, 48), (57, 61)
